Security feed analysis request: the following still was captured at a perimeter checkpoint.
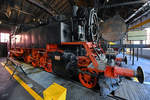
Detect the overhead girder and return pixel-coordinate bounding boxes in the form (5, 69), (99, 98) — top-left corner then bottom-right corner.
(99, 1), (146, 9)
(128, 18), (150, 30)
(26, 0), (57, 16)
(125, 1), (150, 22)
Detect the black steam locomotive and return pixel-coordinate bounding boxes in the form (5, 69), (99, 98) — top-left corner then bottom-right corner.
(10, 7), (144, 96)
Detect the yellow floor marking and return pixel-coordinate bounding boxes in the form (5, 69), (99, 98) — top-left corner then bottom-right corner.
(1, 63), (43, 100)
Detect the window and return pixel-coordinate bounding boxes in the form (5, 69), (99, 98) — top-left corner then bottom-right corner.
(0, 33), (10, 43)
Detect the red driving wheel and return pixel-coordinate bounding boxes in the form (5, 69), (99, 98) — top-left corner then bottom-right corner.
(44, 59), (52, 72)
(32, 52), (40, 67)
(32, 61), (37, 67)
(79, 68), (97, 88)
(26, 55), (32, 63)
(40, 56), (46, 68)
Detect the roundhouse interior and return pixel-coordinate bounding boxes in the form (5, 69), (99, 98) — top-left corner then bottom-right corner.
(0, 0), (150, 100)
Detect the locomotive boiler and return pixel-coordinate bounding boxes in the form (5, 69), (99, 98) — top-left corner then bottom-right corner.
(10, 7), (144, 96)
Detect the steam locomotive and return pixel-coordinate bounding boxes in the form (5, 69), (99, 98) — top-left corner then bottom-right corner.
(10, 7), (144, 96)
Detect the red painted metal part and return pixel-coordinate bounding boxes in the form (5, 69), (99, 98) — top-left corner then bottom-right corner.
(115, 58), (123, 62)
(61, 42), (136, 80)
(61, 42), (99, 68)
(77, 56), (91, 67)
(40, 56), (47, 68)
(23, 49), (31, 63)
(104, 66), (115, 78)
(46, 44), (64, 53)
(10, 42), (138, 90)
(78, 68), (97, 88)
(26, 55), (32, 63)
(39, 51), (53, 72)
(10, 48), (24, 57)
(46, 44), (58, 50)
(104, 66), (135, 78)
(31, 49), (41, 67)
(44, 59), (52, 72)
(32, 61), (37, 67)
(114, 66), (135, 77)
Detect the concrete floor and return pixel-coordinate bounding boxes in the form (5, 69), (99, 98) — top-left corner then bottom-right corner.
(0, 58), (34, 100)
(0, 55), (150, 100)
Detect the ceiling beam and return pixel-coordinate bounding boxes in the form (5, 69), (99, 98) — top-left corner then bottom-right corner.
(125, 1), (150, 22)
(100, 1), (146, 9)
(128, 18), (150, 31)
(130, 9), (150, 24)
(67, 0), (74, 6)
(26, 0), (56, 16)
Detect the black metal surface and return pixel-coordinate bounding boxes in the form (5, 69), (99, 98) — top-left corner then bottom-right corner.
(132, 48), (134, 65)
(51, 52), (77, 77)
(124, 56), (127, 64)
(0, 43), (8, 57)
(108, 95), (127, 100)
(32, 29), (39, 48)
(129, 41), (131, 60)
(137, 48), (139, 61)
(12, 22), (71, 48)
(137, 66), (144, 84)
(123, 47), (125, 58)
